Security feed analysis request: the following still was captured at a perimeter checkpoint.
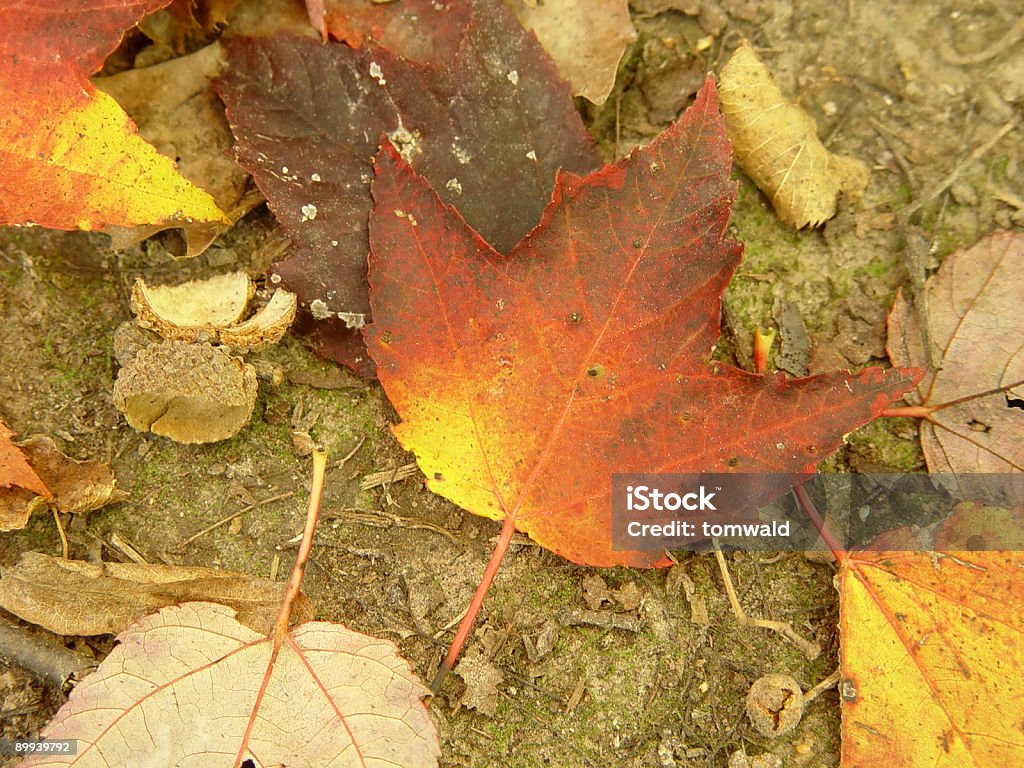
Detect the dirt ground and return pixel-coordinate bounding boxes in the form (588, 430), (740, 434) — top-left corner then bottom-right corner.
(1, 1), (1021, 766)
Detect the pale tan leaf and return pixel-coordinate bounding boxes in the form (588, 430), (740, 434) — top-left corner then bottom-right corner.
(507, 0), (636, 105)
(0, 552), (312, 636)
(22, 602), (439, 768)
(887, 231), (1024, 473)
(96, 43), (262, 257)
(718, 42), (868, 228)
(16, 436), (128, 514)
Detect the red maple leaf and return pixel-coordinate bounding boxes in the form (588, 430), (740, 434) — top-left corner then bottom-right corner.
(366, 77), (921, 571)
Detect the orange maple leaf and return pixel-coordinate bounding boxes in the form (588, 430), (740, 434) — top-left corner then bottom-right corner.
(0, 0), (226, 233)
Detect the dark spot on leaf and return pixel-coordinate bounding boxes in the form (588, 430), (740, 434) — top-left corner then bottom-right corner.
(727, 457), (739, 467)
(381, 330), (393, 345)
(586, 364), (604, 378)
(241, 761), (256, 768)
(649, 161), (661, 174)
(1007, 395), (1024, 410)
(633, 238), (642, 248)
(806, 444), (817, 454)
(434, 472), (443, 481)
(569, 312), (583, 323)
(968, 419), (991, 433)
(679, 411), (693, 423)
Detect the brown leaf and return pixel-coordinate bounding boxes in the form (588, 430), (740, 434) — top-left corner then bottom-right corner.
(507, 0), (636, 104)
(96, 42), (262, 256)
(887, 231), (1024, 472)
(0, 552), (313, 636)
(17, 436), (128, 514)
(0, 419), (52, 531)
(718, 42), (868, 228)
(456, 646), (503, 717)
(21, 602), (439, 767)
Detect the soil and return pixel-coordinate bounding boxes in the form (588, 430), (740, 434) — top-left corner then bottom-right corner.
(1, 1), (1021, 767)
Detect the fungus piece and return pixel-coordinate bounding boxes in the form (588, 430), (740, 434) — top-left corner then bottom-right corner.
(745, 673), (805, 738)
(217, 289), (298, 348)
(113, 341), (258, 443)
(131, 271), (254, 341)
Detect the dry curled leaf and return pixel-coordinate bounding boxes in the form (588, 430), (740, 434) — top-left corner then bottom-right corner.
(887, 231), (1024, 473)
(0, 419), (52, 531)
(507, 0), (636, 104)
(22, 602), (440, 767)
(15, 436), (127, 514)
(113, 340), (258, 443)
(95, 42), (261, 256)
(718, 42), (868, 228)
(0, 552), (312, 636)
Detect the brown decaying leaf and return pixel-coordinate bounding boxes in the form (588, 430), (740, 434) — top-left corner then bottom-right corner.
(887, 231), (1024, 473)
(506, 0), (636, 105)
(718, 42), (868, 228)
(0, 419), (52, 531)
(137, 0), (241, 52)
(0, 552), (313, 636)
(16, 436), (128, 514)
(96, 43), (263, 256)
(22, 602), (440, 767)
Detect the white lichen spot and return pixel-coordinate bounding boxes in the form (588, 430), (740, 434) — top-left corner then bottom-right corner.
(309, 299), (332, 320)
(360, 172), (372, 184)
(526, 150), (537, 161)
(310, 173), (321, 182)
(331, 240), (339, 247)
(282, 166), (289, 174)
(388, 126), (422, 163)
(776, 442), (785, 450)
(369, 61), (386, 85)
(507, 70), (519, 85)
(269, 273), (282, 284)
(495, 297), (506, 311)
(446, 178), (463, 196)
(300, 203), (318, 222)
(452, 138), (472, 165)
(336, 312), (366, 329)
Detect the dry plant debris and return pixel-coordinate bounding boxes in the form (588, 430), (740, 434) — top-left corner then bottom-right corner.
(116, 271), (296, 442)
(113, 340), (259, 443)
(0, 551), (313, 636)
(15, 435), (128, 514)
(887, 230), (1024, 473)
(131, 271), (296, 346)
(0, 418), (53, 531)
(507, 0), (636, 105)
(718, 42), (868, 228)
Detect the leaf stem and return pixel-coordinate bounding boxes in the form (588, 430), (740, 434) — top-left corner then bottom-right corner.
(880, 377), (1024, 419)
(431, 513), (518, 695)
(272, 449), (327, 648)
(793, 483), (846, 563)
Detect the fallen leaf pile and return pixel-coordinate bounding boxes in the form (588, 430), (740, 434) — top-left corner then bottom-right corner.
(365, 78), (919, 568)
(217, 0), (602, 376)
(887, 230), (1024, 473)
(718, 42), (868, 228)
(1, 421), (125, 531)
(0, 0), (226, 240)
(113, 271), (296, 443)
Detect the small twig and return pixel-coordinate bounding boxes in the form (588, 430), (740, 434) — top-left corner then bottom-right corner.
(174, 491), (294, 551)
(323, 506), (459, 543)
(360, 462), (419, 491)
(803, 669), (842, 704)
(330, 437), (364, 470)
(51, 506), (69, 560)
(713, 541), (821, 661)
(899, 116), (1020, 219)
(939, 15), (1024, 65)
(0, 619), (96, 692)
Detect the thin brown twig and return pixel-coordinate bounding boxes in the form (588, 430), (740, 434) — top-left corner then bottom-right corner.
(174, 492), (294, 551)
